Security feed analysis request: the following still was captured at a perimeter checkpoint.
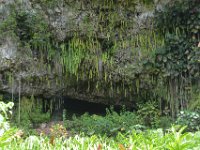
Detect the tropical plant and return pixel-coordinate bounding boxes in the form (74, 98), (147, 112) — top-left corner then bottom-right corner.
(137, 101), (160, 127)
(67, 108), (141, 136)
(2, 126), (200, 150)
(0, 101), (14, 136)
(0, 101), (19, 148)
(176, 111), (200, 132)
(154, 0), (200, 118)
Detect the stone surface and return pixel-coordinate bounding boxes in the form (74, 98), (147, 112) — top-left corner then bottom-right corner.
(0, 0), (168, 106)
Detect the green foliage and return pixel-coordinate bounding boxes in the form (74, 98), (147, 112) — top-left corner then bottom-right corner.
(155, 33), (199, 78)
(0, 13), (16, 34)
(189, 89), (200, 110)
(137, 101), (161, 127)
(49, 124), (68, 138)
(153, 0), (200, 117)
(176, 111), (200, 132)
(166, 126), (193, 150)
(2, 101), (200, 149)
(67, 108), (141, 136)
(155, 0), (200, 76)
(157, 116), (173, 130)
(0, 101), (14, 136)
(3, 126), (200, 150)
(14, 10), (49, 42)
(0, 101), (18, 148)
(35, 0), (60, 8)
(62, 109), (67, 127)
(155, 0), (200, 36)
(13, 97), (50, 130)
(154, 0), (200, 78)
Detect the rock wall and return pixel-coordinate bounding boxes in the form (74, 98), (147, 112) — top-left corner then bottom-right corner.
(0, 0), (168, 106)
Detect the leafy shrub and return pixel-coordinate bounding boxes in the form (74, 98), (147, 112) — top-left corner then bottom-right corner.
(154, 0), (200, 117)
(189, 91), (200, 110)
(0, 101), (14, 136)
(0, 101), (19, 148)
(137, 101), (160, 127)
(67, 107), (141, 136)
(157, 116), (173, 130)
(50, 124), (68, 138)
(176, 110), (200, 132)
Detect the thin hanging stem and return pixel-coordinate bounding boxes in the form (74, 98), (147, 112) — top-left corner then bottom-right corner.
(11, 74), (14, 102)
(18, 77), (21, 124)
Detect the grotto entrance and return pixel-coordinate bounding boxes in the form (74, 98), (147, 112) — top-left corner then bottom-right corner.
(51, 97), (123, 121)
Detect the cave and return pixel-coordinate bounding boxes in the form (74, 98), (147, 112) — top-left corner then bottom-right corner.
(50, 97), (125, 121)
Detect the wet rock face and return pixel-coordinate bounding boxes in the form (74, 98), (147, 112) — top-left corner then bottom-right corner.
(0, 37), (17, 59)
(0, 40), (62, 98)
(0, 0), (167, 106)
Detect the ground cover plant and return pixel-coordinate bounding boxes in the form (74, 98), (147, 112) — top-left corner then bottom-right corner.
(1, 101), (200, 150)
(2, 124), (200, 150)
(66, 107), (144, 136)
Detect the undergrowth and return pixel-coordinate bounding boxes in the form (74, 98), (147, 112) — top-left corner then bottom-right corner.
(1, 101), (200, 150)
(67, 107), (143, 136)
